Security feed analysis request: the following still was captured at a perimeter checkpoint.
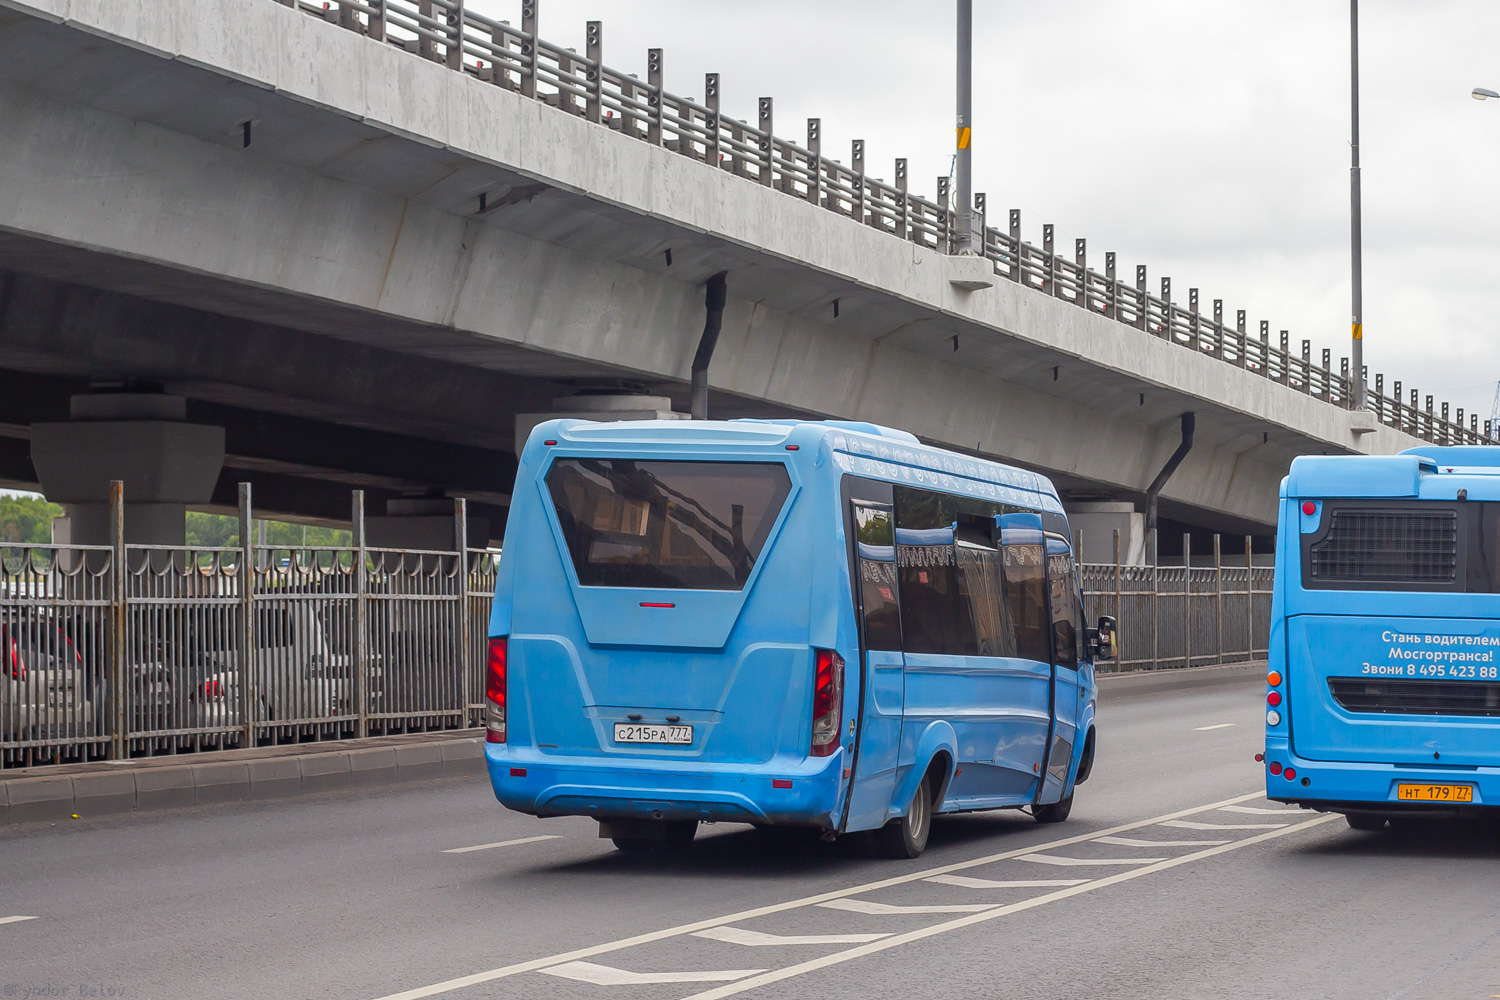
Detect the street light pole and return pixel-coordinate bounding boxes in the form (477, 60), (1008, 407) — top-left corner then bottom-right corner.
(955, 0), (974, 254)
(1349, 0), (1366, 409)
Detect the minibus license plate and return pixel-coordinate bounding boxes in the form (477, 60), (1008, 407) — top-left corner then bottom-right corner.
(614, 723), (693, 745)
(1396, 783), (1473, 803)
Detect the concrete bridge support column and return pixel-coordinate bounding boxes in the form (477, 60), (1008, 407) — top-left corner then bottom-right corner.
(28, 392), (225, 547)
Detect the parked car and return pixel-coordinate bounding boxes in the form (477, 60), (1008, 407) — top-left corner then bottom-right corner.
(0, 613), (95, 743)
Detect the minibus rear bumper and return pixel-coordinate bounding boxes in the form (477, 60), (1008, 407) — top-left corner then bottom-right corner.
(1263, 738), (1500, 814)
(485, 745), (846, 828)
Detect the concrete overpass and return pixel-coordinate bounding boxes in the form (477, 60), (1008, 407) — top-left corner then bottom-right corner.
(0, 0), (1473, 550)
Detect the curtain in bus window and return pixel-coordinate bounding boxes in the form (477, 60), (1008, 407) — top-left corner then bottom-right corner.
(1002, 542), (1051, 663)
(1048, 551), (1082, 669)
(854, 505), (903, 651)
(546, 459), (791, 590)
(955, 542), (1017, 657)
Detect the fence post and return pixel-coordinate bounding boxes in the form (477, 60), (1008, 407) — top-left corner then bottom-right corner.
(454, 497), (470, 727)
(1009, 209), (1022, 280)
(369, 0), (386, 41)
(851, 138), (866, 220)
(1113, 528), (1122, 668)
(1214, 533), (1223, 664)
(806, 119), (822, 206)
(646, 49), (663, 145)
(1151, 528), (1159, 670)
(1183, 531), (1192, 668)
(1245, 535), (1255, 658)
(704, 73), (720, 166)
(418, 0), (435, 60)
(520, 0), (538, 98)
(895, 158), (909, 238)
(584, 20), (601, 123)
(108, 480), (126, 760)
(237, 483), (255, 751)
(446, 0), (465, 70)
(758, 98), (774, 186)
(351, 490), (368, 739)
(1042, 224), (1055, 295)
(1135, 265), (1148, 331)
(936, 177), (949, 250)
(1105, 251), (1117, 318)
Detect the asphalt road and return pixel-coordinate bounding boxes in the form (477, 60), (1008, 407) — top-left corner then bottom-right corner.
(4, 680), (1500, 1000)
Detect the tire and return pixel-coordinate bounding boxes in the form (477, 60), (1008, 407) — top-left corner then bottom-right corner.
(1345, 812), (1387, 832)
(1033, 791), (1074, 824)
(873, 773), (933, 859)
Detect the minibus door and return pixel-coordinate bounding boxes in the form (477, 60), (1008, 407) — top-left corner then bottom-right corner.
(998, 514), (1055, 801)
(1039, 540), (1083, 805)
(841, 501), (905, 833)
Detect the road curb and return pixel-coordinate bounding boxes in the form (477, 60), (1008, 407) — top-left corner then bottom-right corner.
(0, 732), (486, 826)
(1098, 660), (1267, 701)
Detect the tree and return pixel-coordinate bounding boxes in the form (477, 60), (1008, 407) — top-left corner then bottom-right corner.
(0, 494), (63, 544)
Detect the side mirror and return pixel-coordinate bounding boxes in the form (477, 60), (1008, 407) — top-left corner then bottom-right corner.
(1095, 616), (1118, 660)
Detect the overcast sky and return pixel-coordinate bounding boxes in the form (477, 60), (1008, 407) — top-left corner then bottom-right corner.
(467, 0), (1500, 425)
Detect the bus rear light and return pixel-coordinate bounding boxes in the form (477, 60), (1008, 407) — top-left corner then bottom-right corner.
(2, 633), (23, 682)
(486, 637), (508, 744)
(1255, 753), (1265, 762)
(1268, 761), (1283, 775)
(1267, 691), (1282, 707)
(810, 648), (844, 757)
(1267, 671), (1282, 686)
(1267, 710), (1281, 726)
(510, 768), (527, 777)
(1302, 501), (1317, 516)
(772, 779), (792, 789)
(1284, 768), (1297, 780)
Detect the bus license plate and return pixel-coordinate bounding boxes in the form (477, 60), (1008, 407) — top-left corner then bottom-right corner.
(1396, 783), (1473, 803)
(614, 723), (693, 745)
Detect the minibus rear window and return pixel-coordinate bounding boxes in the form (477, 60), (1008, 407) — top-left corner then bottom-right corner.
(546, 459), (792, 590)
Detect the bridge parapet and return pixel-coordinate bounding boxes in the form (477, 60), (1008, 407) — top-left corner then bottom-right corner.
(275, 0), (1487, 449)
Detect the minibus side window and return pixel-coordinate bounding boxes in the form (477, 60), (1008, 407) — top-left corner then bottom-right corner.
(1048, 550), (1082, 669)
(896, 541), (972, 655)
(1002, 543), (1052, 664)
(853, 505), (902, 651)
(956, 542), (1016, 657)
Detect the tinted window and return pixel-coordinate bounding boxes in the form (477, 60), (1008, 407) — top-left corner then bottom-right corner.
(957, 542), (1016, 656)
(1048, 549), (1082, 669)
(853, 505), (902, 651)
(896, 533), (971, 655)
(547, 459), (792, 590)
(1003, 541), (1052, 663)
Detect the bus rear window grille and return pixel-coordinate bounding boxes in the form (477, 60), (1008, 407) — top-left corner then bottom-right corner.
(1328, 677), (1500, 717)
(1308, 510), (1457, 583)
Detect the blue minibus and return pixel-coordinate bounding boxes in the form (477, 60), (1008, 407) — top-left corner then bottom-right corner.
(1267, 446), (1500, 828)
(484, 418), (1111, 857)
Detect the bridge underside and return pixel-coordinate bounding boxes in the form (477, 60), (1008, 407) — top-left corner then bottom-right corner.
(0, 0), (1396, 546)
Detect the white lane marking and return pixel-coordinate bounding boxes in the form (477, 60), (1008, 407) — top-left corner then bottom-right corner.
(818, 899), (996, 915)
(692, 927), (891, 947)
(1220, 805), (1303, 815)
(1093, 835), (1230, 848)
(1017, 853), (1166, 866)
(366, 790), (1265, 1000)
(0, 916), (38, 926)
(540, 962), (763, 986)
(1160, 819), (1288, 831)
(678, 814), (1343, 1000)
(924, 875), (1087, 889)
(1193, 723), (1236, 731)
(441, 835), (561, 854)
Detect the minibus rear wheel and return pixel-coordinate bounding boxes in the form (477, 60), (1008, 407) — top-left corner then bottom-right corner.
(1033, 792), (1073, 824)
(873, 773), (933, 859)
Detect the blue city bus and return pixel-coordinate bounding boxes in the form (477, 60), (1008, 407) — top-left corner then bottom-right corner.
(483, 418), (1112, 857)
(1267, 446), (1500, 828)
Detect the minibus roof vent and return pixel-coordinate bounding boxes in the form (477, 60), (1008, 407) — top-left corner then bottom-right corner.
(731, 418), (920, 443)
(1403, 446), (1500, 470)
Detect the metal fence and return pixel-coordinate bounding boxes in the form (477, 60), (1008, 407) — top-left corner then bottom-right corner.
(1081, 532), (1273, 674)
(275, 0), (1489, 448)
(1, 484), (496, 769)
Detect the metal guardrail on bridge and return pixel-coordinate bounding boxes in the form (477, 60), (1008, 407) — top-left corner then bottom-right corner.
(276, 0), (1489, 448)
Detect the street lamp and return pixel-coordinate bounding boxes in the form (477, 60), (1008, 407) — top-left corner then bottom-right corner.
(1473, 87), (1500, 100)
(1349, 0), (1365, 409)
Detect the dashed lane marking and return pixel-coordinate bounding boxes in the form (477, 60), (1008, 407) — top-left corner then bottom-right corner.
(818, 899), (996, 915)
(368, 790), (1264, 1000)
(692, 927), (891, 947)
(1092, 835), (1230, 848)
(0, 916), (38, 926)
(1017, 853), (1166, 866)
(678, 814), (1343, 1000)
(1193, 723), (1236, 731)
(540, 962), (764, 986)
(1160, 819), (1288, 831)
(441, 836), (561, 854)
(923, 875), (1086, 889)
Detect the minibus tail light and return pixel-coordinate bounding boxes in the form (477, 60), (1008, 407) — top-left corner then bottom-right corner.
(810, 648), (844, 757)
(486, 637), (507, 744)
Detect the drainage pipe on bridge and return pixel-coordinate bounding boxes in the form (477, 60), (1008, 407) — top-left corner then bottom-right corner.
(691, 271), (729, 420)
(1145, 411), (1196, 539)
